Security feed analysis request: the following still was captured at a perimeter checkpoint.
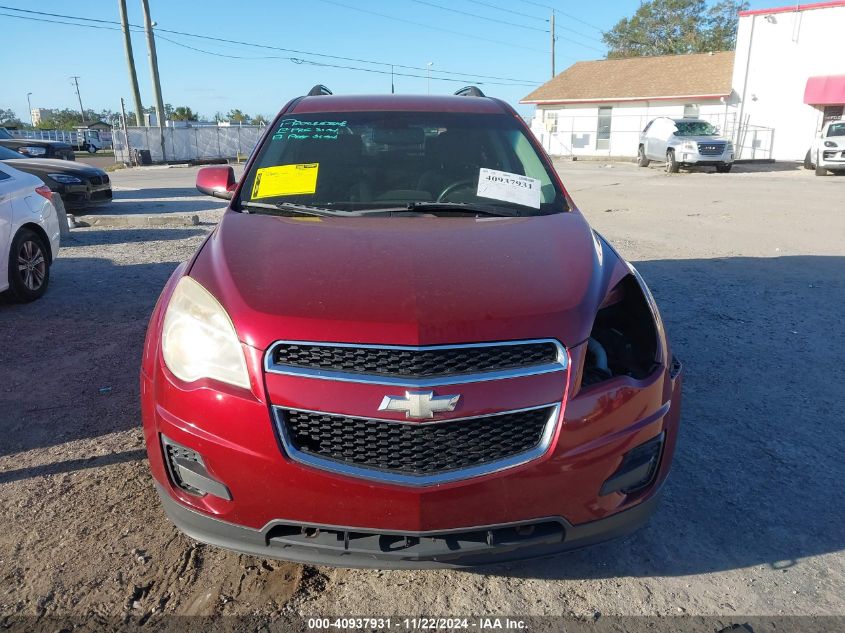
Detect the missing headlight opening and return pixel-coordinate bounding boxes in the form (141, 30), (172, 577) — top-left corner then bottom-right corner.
(583, 275), (659, 387)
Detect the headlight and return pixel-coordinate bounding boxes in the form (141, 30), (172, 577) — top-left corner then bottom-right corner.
(824, 141), (837, 148)
(47, 173), (83, 184)
(19, 146), (46, 156)
(682, 141), (697, 151)
(161, 276), (250, 389)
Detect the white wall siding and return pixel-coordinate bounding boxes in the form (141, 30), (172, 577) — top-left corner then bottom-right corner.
(732, 5), (845, 160)
(531, 100), (732, 158)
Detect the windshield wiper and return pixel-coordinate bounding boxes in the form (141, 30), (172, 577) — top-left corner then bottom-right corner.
(403, 202), (524, 217)
(239, 201), (377, 218)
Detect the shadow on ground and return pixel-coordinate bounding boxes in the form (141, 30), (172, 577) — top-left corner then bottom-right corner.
(1, 252), (843, 577)
(478, 255), (845, 578)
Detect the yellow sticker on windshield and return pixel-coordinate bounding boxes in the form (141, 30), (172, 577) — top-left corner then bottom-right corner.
(251, 163), (319, 199)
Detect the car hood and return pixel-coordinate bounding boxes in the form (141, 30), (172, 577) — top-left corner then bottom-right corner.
(672, 135), (730, 144)
(1, 157), (103, 176)
(0, 138), (73, 149)
(189, 210), (629, 351)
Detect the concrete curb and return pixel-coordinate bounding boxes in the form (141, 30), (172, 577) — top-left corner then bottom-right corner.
(74, 214), (200, 228)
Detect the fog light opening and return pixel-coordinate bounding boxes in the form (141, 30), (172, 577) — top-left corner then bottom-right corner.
(161, 435), (232, 501)
(600, 433), (665, 496)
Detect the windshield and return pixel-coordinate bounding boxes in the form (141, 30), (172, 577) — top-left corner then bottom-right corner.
(239, 112), (566, 214)
(0, 128), (13, 139)
(673, 121), (718, 137)
(0, 145), (23, 159)
(827, 122), (845, 137)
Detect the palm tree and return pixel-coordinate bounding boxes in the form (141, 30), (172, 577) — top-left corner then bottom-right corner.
(171, 106), (196, 122)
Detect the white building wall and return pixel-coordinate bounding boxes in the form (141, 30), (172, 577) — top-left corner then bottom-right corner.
(732, 4), (845, 160)
(530, 100), (733, 158)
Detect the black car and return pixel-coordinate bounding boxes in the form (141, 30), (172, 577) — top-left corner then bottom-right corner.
(0, 145), (112, 208)
(0, 127), (76, 161)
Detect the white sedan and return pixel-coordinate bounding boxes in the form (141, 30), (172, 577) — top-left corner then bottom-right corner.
(0, 162), (61, 302)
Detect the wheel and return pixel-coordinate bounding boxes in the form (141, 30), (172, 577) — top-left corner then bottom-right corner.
(804, 150), (813, 170)
(637, 145), (650, 167)
(716, 164), (733, 173)
(665, 149), (679, 173)
(815, 164), (828, 176)
(5, 228), (50, 302)
(87, 143), (97, 154)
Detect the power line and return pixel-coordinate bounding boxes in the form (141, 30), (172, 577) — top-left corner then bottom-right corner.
(0, 5), (544, 84)
(520, 1), (605, 33)
(461, 0), (548, 22)
(316, 0), (548, 53)
(410, 0), (548, 33)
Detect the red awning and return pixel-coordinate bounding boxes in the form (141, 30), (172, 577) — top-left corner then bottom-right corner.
(804, 75), (845, 105)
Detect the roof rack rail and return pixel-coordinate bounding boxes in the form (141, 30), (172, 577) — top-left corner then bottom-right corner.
(454, 86), (485, 97)
(307, 84), (333, 96)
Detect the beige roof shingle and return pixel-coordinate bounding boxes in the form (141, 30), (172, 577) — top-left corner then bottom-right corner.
(521, 51), (735, 104)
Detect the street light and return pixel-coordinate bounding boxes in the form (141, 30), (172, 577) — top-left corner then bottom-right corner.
(26, 92), (32, 126)
(426, 62), (433, 95)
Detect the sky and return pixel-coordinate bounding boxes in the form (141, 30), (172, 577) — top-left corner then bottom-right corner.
(1, 0), (780, 122)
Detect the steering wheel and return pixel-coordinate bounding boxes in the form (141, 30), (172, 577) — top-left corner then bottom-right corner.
(436, 179), (476, 202)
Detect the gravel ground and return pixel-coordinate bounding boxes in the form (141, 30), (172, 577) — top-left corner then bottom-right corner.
(0, 163), (843, 628)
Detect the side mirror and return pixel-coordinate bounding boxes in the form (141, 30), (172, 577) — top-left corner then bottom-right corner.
(196, 165), (236, 200)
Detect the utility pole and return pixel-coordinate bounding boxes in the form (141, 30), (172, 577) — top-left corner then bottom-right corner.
(550, 10), (556, 78)
(140, 0), (167, 161)
(118, 0), (144, 126)
(120, 97), (133, 166)
(391, 65), (395, 94)
(426, 62), (433, 94)
(26, 93), (33, 126)
(70, 76), (86, 122)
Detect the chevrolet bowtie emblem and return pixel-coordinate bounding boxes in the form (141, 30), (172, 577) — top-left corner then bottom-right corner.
(378, 390), (460, 419)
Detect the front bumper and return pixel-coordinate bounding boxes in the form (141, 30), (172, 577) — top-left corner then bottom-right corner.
(59, 183), (113, 208)
(154, 480), (663, 568)
(820, 148), (845, 170)
(677, 149), (733, 165)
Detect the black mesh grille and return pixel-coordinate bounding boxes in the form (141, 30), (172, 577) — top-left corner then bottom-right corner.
(280, 407), (553, 475)
(164, 442), (203, 495)
(273, 342), (559, 378)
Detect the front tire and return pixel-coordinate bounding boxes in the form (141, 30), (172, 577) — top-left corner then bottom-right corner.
(87, 144), (97, 154)
(665, 149), (679, 173)
(5, 228), (50, 302)
(804, 150), (814, 170)
(637, 145), (650, 167)
(716, 164), (733, 173)
(816, 163), (828, 177)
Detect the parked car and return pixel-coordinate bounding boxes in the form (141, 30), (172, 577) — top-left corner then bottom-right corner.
(0, 145), (112, 208)
(0, 127), (75, 161)
(0, 162), (61, 302)
(638, 117), (734, 173)
(142, 85), (683, 568)
(805, 120), (845, 176)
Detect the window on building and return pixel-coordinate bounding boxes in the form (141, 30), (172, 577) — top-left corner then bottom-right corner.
(545, 110), (558, 133)
(596, 107), (612, 150)
(683, 104), (700, 119)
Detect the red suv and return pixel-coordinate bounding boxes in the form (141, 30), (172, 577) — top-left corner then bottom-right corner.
(141, 85), (683, 568)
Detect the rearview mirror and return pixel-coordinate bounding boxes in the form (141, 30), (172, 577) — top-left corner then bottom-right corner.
(196, 165), (236, 199)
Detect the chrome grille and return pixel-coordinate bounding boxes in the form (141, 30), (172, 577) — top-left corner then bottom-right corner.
(266, 339), (567, 386)
(697, 142), (725, 156)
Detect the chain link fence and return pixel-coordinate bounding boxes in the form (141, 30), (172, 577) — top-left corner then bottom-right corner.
(112, 125), (266, 163)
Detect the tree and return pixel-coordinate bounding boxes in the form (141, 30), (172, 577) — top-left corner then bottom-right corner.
(227, 109), (250, 124)
(251, 114), (268, 126)
(171, 106), (196, 121)
(602, 0), (748, 58)
(0, 108), (23, 128)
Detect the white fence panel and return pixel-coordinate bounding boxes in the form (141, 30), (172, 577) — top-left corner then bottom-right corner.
(113, 125), (266, 163)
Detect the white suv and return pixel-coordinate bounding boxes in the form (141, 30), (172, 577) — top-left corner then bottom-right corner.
(638, 117), (735, 174)
(807, 120), (845, 176)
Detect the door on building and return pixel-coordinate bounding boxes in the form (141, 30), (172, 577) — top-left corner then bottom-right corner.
(596, 107), (612, 151)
